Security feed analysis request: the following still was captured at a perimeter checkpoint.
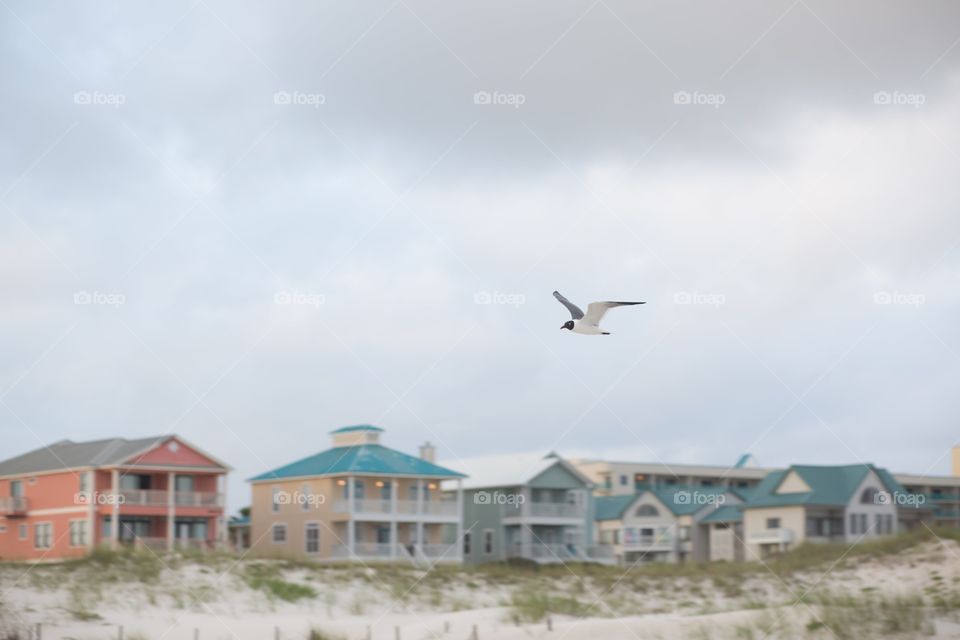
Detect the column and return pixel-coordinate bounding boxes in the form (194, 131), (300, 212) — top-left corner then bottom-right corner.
(415, 479), (424, 553)
(455, 479), (464, 561)
(219, 474), (228, 549)
(167, 472), (175, 551)
(520, 487), (531, 560)
(390, 479), (398, 559)
(346, 476), (355, 558)
(110, 469), (120, 550)
(86, 471), (95, 551)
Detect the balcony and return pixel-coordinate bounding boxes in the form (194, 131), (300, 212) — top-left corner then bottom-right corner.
(0, 496), (28, 516)
(331, 499), (459, 520)
(502, 501), (586, 524)
(117, 490), (223, 508)
(623, 534), (674, 551)
(749, 528), (795, 544)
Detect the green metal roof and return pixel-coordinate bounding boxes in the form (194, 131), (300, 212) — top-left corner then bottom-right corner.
(653, 487), (731, 516)
(249, 444), (466, 481)
(745, 464), (904, 508)
(330, 424), (384, 434)
(701, 505), (743, 523)
(594, 495), (637, 521)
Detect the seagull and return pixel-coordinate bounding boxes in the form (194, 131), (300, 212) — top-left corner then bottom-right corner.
(553, 290), (645, 335)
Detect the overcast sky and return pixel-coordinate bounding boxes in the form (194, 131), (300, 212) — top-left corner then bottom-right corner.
(3, 0), (960, 512)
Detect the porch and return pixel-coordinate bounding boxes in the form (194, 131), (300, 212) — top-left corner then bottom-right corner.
(330, 520), (461, 565)
(103, 514), (220, 552)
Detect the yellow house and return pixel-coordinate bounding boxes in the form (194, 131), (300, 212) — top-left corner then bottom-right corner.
(248, 425), (466, 565)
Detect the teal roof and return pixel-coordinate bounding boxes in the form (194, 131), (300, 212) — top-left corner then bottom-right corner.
(701, 505), (743, 524)
(734, 453), (752, 468)
(330, 424), (384, 434)
(595, 495), (637, 521)
(249, 444), (466, 481)
(745, 464), (904, 508)
(653, 487), (731, 516)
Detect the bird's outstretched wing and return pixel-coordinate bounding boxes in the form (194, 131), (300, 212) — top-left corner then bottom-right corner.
(553, 291), (584, 319)
(583, 300), (645, 326)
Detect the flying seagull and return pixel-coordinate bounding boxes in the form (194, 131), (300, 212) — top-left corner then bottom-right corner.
(553, 290), (645, 335)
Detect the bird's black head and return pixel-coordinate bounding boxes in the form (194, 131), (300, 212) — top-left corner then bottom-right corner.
(561, 320), (575, 331)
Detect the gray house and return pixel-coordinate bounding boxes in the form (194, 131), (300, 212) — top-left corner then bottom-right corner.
(442, 452), (613, 564)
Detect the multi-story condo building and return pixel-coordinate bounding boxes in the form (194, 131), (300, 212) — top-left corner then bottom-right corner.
(573, 455), (769, 496)
(594, 487), (746, 565)
(445, 452), (613, 565)
(0, 435), (230, 561)
(248, 425), (466, 565)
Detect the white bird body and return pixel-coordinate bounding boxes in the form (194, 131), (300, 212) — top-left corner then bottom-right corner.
(553, 291), (645, 335)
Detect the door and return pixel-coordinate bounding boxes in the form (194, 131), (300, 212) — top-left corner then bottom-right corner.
(177, 522), (191, 540)
(10, 480), (22, 497)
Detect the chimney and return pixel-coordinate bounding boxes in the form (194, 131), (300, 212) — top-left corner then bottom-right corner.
(419, 442), (435, 463)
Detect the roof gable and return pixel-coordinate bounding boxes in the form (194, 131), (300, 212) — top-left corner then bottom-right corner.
(776, 470), (812, 494)
(125, 436), (226, 469)
(745, 464), (901, 508)
(594, 495), (637, 521)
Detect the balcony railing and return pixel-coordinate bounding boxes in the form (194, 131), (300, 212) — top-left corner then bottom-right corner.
(331, 499), (458, 517)
(331, 543), (403, 559)
(116, 490), (223, 507)
(748, 528), (794, 544)
(0, 496), (28, 515)
(623, 534), (674, 550)
(502, 502), (585, 519)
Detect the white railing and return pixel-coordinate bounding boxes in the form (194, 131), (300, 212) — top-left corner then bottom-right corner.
(0, 496), (28, 513)
(749, 528), (794, 544)
(332, 499), (458, 517)
(514, 543), (577, 561)
(524, 502), (585, 518)
(174, 491), (223, 507)
(118, 489), (169, 506)
(331, 543), (400, 559)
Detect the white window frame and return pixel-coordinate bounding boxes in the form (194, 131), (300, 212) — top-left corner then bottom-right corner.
(272, 523), (287, 544)
(34, 522), (53, 550)
(272, 487), (281, 513)
(483, 529), (494, 555)
(304, 522), (320, 554)
(69, 519), (88, 547)
(301, 484), (311, 512)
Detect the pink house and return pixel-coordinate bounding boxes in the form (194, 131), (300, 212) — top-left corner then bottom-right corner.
(0, 435), (230, 561)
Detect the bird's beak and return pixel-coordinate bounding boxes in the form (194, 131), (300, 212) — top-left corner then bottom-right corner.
(560, 324), (566, 330)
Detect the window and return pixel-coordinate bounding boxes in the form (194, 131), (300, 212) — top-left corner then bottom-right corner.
(483, 529), (494, 555)
(849, 513), (858, 534)
(79, 472), (90, 494)
(700, 480), (714, 487)
(603, 475), (612, 489)
(620, 475), (628, 486)
(272, 487), (281, 513)
(859, 513), (867, 533)
(18, 524), (27, 540)
(272, 524), (287, 544)
(102, 516), (112, 539)
(635, 504), (659, 517)
(10, 480), (23, 497)
(860, 488), (879, 505)
(69, 520), (88, 547)
(766, 518), (780, 530)
(305, 523), (319, 553)
(463, 532), (471, 555)
(0, 525), (5, 533)
(678, 526), (691, 542)
(301, 484), (310, 512)
(874, 513), (883, 534)
(34, 523), (52, 549)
